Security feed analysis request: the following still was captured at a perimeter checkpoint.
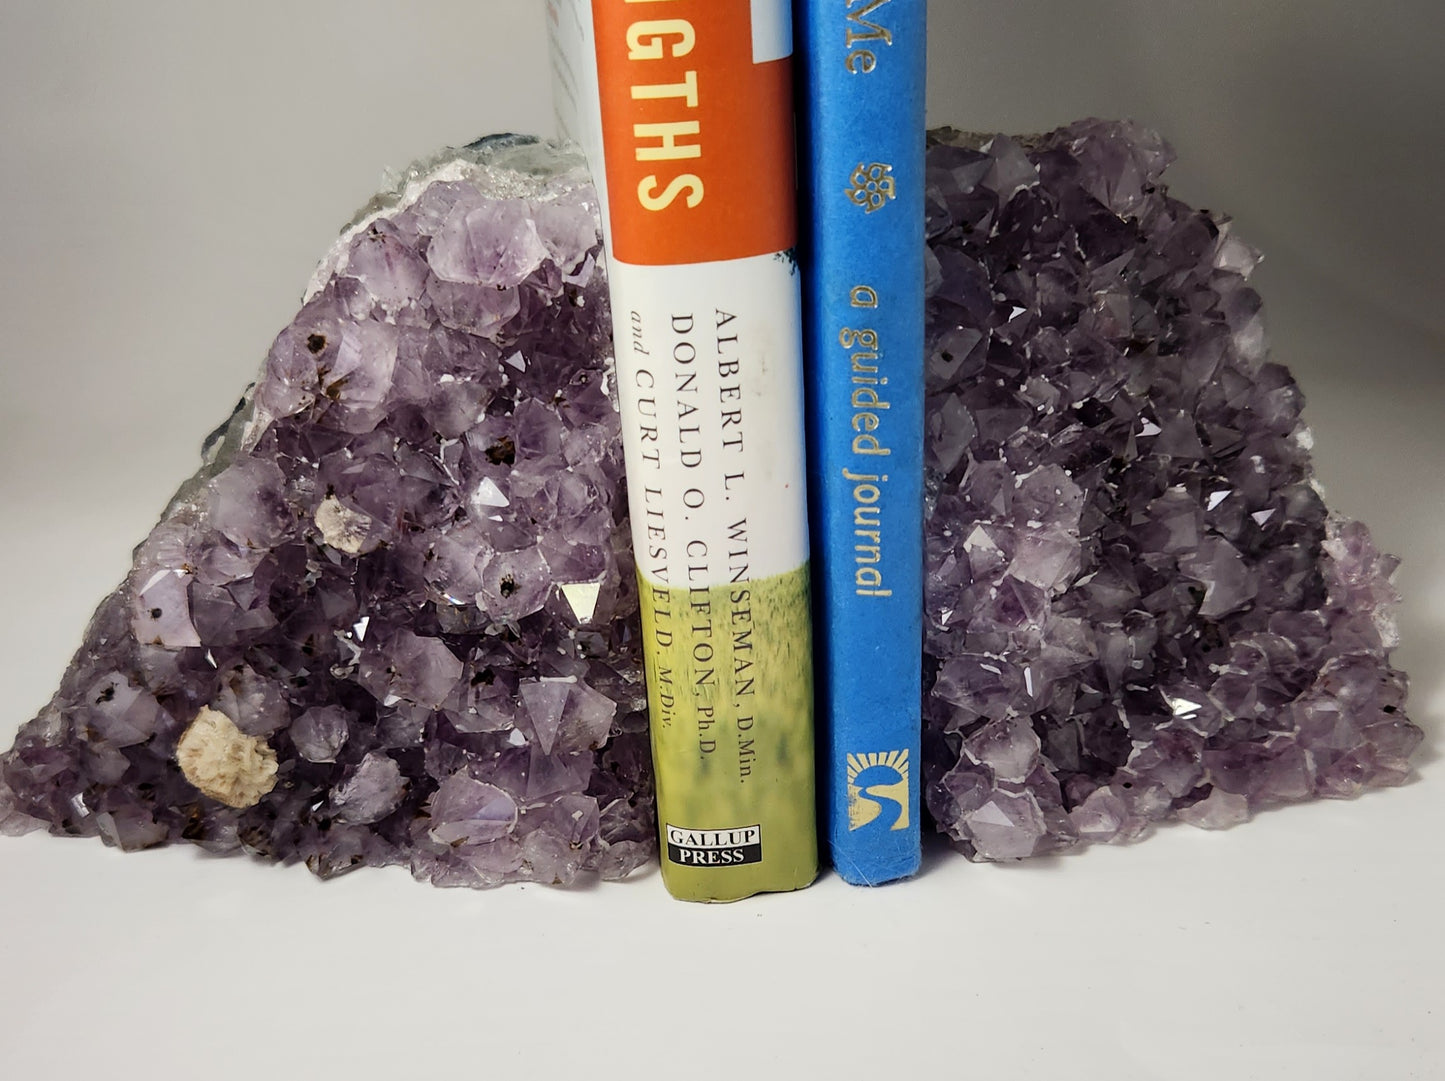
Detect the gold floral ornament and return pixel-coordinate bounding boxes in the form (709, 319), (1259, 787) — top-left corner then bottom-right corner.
(845, 161), (896, 212)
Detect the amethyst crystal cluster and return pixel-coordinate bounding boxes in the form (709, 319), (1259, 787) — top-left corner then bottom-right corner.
(0, 121), (1419, 886)
(920, 121), (1419, 858)
(0, 136), (656, 886)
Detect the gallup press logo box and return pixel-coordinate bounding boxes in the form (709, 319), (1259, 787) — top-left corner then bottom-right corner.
(665, 824), (763, 867)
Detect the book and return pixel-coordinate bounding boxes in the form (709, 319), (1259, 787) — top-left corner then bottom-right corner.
(794, 0), (925, 884)
(548, 0), (818, 902)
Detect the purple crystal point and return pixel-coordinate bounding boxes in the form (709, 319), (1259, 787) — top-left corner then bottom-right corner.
(921, 121), (1418, 860)
(330, 752), (407, 825)
(2, 136), (654, 887)
(426, 773), (519, 847)
(290, 706), (351, 763)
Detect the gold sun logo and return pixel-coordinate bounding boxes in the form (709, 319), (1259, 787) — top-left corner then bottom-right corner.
(846, 749), (911, 831)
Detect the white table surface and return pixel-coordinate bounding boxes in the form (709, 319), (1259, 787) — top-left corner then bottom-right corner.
(2, 4), (1441, 1079)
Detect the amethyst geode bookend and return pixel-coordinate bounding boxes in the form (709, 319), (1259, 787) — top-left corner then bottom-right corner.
(919, 122), (1418, 858)
(0, 136), (657, 886)
(0, 122), (1419, 886)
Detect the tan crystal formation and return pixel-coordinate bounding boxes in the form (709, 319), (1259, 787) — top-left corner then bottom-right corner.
(313, 494), (374, 555)
(175, 707), (279, 808)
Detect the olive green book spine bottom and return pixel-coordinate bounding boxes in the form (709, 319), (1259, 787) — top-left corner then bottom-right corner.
(640, 565), (817, 902)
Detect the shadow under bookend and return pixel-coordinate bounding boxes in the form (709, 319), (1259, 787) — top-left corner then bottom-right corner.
(0, 122), (1419, 886)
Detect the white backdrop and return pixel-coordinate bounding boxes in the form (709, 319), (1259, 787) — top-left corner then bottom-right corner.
(1, 4), (1441, 1078)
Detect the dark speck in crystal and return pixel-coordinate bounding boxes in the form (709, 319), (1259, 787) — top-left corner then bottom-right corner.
(485, 437), (516, 465)
(306, 333), (327, 354)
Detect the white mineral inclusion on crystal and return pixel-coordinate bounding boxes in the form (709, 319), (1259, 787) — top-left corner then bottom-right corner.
(470, 477), (509, 509)
(175, 706), (279, 808)
(560, 580), (602, 624)
(314, 494), (373, 555)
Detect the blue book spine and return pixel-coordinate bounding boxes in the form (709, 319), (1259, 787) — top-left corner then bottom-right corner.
(795, 0), (925, 884)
